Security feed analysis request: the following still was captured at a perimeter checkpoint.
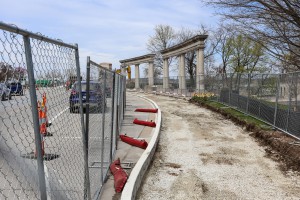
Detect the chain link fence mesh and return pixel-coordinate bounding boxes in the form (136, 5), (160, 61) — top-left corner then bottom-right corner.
(0, 23), (88, 199)
(30, 38), (86, 200)
(135, 72), (300, 139)
(0, 25), (42, 200)
(1, 22), (126, 199)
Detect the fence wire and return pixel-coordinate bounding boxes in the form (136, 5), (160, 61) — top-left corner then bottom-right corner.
(0, 22), (89, 199)
(30, 39), (87, 200)
(134, 72), (300, 139)
(0, 22), (126, 200)
(0, 25), (42, 200)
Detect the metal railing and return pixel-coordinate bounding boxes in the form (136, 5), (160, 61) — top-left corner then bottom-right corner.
(0, 22), (126, 200)
(133, 72), (300, 139)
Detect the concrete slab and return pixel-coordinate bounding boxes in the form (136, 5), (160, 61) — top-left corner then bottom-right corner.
(99, 92), (161, 200)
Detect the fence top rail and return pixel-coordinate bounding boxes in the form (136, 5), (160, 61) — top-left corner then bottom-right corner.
(0, 21), (77, 49)
(206, 71), (300, 76)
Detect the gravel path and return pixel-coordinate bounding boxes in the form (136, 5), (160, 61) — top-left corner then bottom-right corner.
(137, 94), (300, 200)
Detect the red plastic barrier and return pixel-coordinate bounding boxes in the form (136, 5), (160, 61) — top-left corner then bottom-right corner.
(109, 158), (128, 193)
(135, 108), (158, 113)
(133, 118), (156, 127)
(120, 134), (148, 149)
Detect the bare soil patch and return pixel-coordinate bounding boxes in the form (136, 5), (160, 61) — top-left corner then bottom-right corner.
(190, 98), (300, 173)
(137, 94), (300, 200)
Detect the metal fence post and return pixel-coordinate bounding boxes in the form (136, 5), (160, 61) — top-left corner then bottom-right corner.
(246, 73), (251, 114)
(101, 71), (107, 184)
(229, 74), (232, 105)
(273, 74), (280, 126)
(116, 75), (120, 150)
(121, 77), (123, 116)
(85, 56), (91, 199)
(86, 56), (91, 152)
(110, 73), (116, 163)
(286, 74), (292, 131)
(23, 36), (47, 200)
(75, 46), (91, 200)
(258, 74), (263, 118)
(123, 77), (126, 119)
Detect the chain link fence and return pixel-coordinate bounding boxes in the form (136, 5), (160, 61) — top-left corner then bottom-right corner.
(0, 22), (126, 200)
(206, 72), (300, 139)
(134, 72), (300, 139)
(86, 58), (126, 199)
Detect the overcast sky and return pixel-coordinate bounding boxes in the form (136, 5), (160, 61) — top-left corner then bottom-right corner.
(1, 0), (219, 77)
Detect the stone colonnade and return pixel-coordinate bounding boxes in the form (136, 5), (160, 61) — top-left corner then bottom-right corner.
(119, 54), (155, 89)
(120, 35), (207, 92)
(161, 35), (207, 92)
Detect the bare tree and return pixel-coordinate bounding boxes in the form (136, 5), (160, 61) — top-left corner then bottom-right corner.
(0, 63), (16, 82)
(175, 25), (220, 89)
(205, 0), (300, 70)
(146, 24), (177, 77)
(176, 27), (198, 79)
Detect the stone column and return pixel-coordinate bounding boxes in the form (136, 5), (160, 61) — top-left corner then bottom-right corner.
(179, 54), (186, 91)
(148, 62), (154, 86)
(135, 64), (140, 89)
(196, 48), (204, 92)
(163, 58), (169, 91)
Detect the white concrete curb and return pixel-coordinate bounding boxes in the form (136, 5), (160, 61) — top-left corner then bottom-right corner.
(120, 95), (162, 200)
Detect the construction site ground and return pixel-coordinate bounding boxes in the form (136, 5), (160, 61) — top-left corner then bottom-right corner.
(136, 94), (300, 200)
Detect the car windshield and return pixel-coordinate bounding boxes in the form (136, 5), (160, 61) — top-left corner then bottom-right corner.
(74, 83), (101, 91)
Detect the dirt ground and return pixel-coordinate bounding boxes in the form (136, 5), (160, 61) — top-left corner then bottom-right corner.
(136, 94), (300, 200)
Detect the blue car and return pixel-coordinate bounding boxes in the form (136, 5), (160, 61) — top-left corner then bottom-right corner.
(8, 82), (24, 95)
(69, 81), (106, 113)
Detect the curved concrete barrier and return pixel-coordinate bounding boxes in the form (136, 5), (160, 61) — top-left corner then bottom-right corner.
(121, 95), (162, 200)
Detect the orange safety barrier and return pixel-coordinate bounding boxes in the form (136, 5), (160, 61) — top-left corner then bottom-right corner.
(135, 108), (158, 113)
(42, 92), (51, 127)
(38, 100), (52, 136)
(35, 101), (45, 156)
(133, 118), (156, 127)
(42, 92), (47, 105)
(21, 98), (57, 160)
(39, 105), (48, 136)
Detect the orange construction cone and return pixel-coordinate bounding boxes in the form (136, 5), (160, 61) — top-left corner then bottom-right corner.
(39, 102), (52, 137)
(42, 92), (47, 105)
(42, 93), (51, 127)
(21, 100), (57, 160)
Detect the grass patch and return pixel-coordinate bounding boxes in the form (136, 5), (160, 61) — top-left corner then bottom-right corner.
(190, 97), (272, 131)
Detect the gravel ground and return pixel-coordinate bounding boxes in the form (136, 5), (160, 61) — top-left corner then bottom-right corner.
(136, 94), (300, 200)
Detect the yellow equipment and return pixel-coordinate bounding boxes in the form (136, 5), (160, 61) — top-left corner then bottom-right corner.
(116, 66), (131, 80)
(127, 66), (131, 80)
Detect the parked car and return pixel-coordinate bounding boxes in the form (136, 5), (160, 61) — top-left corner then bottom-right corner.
(8, 82), (24, 95)
(0, 83), (12, 101)
(69, 81), (107, 113)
